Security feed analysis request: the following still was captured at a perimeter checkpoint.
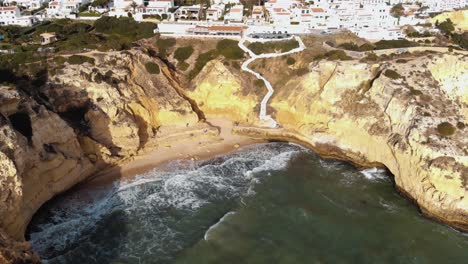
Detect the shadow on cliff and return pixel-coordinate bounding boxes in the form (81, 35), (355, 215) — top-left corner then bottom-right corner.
(3, 67), (134, 263)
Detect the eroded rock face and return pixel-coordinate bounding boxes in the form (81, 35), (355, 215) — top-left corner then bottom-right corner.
(0, 50), (203, 263)
(190, 53), (468, 230)
(0, 48), (466, 263)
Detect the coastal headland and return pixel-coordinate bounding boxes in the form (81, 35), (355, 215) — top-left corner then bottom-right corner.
(0, 34), (467, 262)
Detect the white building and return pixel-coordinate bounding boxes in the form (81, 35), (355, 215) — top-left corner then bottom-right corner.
(137, 0), (173, 17)
(268, 7), (291, 25)
(0, 6), (36, 26)
(224, 4), (243, 22)
(110, 0), (143, 16)
(206, 4), (224, 21)
(46, 0), (91, 18)
(211, 0), (239, 4)
(3, 0), (50, 9)
(174, 5), (202, 20)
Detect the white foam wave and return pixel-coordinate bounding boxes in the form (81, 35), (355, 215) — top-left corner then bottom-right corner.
(204, 212), (236, 241)
(29, 143), (304, 260)
(360, 168), (388, 181)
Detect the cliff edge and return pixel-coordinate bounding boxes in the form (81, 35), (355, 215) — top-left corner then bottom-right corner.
(0, 47), (466, 262)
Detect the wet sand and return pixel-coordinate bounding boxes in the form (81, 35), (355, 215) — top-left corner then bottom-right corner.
(82, 118), (264, 187)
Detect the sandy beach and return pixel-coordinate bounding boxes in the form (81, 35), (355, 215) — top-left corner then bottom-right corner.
(82, 118), (264, 187)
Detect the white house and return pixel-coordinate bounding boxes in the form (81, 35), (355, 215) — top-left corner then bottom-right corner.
(137, 0), (173, 17)
(110, 0), (143, 16)
(206, 4), (224, 21)
(0, 6), (36, 26)
(211, 0), (239, 4)
(265, 0), (301, 10)
(174, 5), (202, 20)
(224, 4), (243, 22)
(269, 7), (290, 25)
(46, 0), (91, 18)
(3, 0), (50, 9)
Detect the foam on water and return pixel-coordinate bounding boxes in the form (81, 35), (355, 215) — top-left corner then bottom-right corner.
(204, 211), (236, 241)
(359, 167), (388, 181)
(28, 143), (303, 263)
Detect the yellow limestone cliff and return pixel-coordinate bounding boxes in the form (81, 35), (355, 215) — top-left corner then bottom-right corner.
(0, 49), (213, 262)
(0, 47), (467, 263)
(191, 54), (468, 231)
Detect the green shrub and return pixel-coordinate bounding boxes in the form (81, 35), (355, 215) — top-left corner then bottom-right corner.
(361, 52), (379, 62)
(188, 49), (219, 79)
(254, 79), (264, 87)
(451, 32), (468, 50)
(156, 37), (176, 57)
(374, 39), (417, 50)
(437, 122), (456, 136)
(67, 55), (95, 65)
(286, 57), (296, 65)
(178, 61), (189, 71)
(216, 39), (244, 60)
(338, 42), (375, 51)
(456, 122), (466, 130)
(314, 50), (352, 61)
(145, 62), (160, 74)
(294, 67), (309, 76)
(174, 46), (194, 62)
(247, 39), (299, 55)
(383, 69), (402, 79)
(53, 56), (67, 65)
(94, 16), (155, 41)
(436, 19), (455, 35)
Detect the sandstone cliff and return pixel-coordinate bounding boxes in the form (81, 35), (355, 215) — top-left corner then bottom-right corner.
(0, 49), (214, 263)
(0, 46), (467, 262)
(190, 53), (468, 231)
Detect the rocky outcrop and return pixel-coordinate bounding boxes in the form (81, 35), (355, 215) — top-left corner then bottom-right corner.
(0, 49), (212, 263)
(0, 46), (466, 262)
(191, 53), (468, 230)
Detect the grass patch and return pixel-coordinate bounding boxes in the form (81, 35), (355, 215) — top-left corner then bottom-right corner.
(178, 61), (189, 71)
(338, 42), (375, 51)
(314, 50), (352, 61)
(248, 39), (299, 55)
(156, 37), (176, 57)
(95, 16), (155, 41)
(174, 46), (194, 62)
(294, 67), (309, 76)
(373, 39), (417, 50)
(145, 62), (160, 74)
(286, 57), (296, 65)
(383, 69), (402, 79)
(67, 55), (95, 65)
(188, 49), (219, 79)
(216, 39), (244, 60)
(437, 122), (456, 137)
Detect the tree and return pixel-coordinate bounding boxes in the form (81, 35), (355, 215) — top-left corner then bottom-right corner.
(437, 19), (455, 35)
(130, 1), (138, 14)
(390, 3), (404, 18)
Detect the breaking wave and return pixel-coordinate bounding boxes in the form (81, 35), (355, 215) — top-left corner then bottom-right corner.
(28, 143), (303, 263)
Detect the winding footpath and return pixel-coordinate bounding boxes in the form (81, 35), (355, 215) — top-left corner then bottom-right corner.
(238, 36), (306, 128)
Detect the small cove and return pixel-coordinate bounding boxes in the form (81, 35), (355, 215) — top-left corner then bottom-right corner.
(27, 142), (468, 264)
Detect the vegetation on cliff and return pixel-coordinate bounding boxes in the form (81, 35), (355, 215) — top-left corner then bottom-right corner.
(145, 62), (160, 74)
(247, 39), (299, 55)
(187, 39), (244, 79)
